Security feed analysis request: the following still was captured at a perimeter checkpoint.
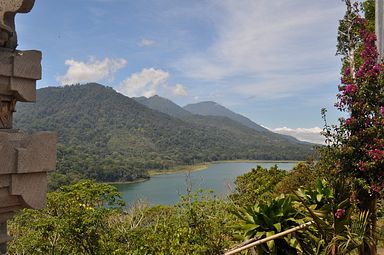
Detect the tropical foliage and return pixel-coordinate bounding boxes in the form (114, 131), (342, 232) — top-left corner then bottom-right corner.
(8, 182), (238, 255)
(229, 165), (287, 207)
(8, 180), (125, 255)
(233, 195), (314, 255)
(229, 2), (384, 251)
(14, 84), (313, 187)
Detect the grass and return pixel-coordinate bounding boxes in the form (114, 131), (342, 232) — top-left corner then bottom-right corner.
(148, 163), (209, 176)
(148, 160), (300, 176)
(212, 159), (300, 164)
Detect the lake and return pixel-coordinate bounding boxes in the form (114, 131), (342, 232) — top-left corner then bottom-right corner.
(116, 162), (298, 205)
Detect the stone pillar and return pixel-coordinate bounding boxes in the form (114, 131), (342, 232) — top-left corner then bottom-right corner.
(0, 132), (56, 252)
(376, 0), (384, 58)
(0, 0), (57, 253)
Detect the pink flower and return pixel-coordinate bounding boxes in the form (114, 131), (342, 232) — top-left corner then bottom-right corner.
(356, 69), (364, 78)
(371, 183), (384, 194)
(373, 65), (380, 72)
(381, 106), (384, 115)
(344, 68), (351, 76)
(345, 118), (353, 126)
(368, 149), (384, 160)
(344, 84), (357, 95)
(357, 161), (367, 172)
(335, 209), (346, 219)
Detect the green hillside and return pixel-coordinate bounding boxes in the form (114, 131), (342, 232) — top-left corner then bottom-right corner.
(184, 101), (270, 132)
(14, 83), (314, 183)
(135, 95), (193, 119)
(136, 95), (307, 144)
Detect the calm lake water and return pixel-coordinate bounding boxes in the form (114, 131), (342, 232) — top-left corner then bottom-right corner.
(116, 162), (297, 205)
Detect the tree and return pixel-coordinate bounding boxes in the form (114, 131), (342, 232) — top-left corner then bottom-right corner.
(229, 165), (287, 207)
(275, 160), (318, 195)
(322, 1), (384, 253)
(8, 180), (124, 255)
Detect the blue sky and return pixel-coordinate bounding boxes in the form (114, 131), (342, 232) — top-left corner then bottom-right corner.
(16, 0), (347, 143)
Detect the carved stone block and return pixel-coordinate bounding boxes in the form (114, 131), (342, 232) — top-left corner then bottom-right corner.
(0, 50), (42, 101)
(0, 0), (36, 49)
(0, 130), (56, 250)
(0, 50), (41, 129)
(0, 132), (56, 175)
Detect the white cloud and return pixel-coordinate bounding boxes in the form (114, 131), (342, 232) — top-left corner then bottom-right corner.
(120, 68), (188, 98)
(271, 126), (325, 144)
(138, 38), (156, 47)
(175, 1), (344, 98)
(120, 68), (169, 97)
(57, 57), (127, 85)
(172, 84), (188, 96)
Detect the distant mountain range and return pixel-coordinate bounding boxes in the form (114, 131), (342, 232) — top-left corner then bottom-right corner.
(184, 101), (269, 132)
(135, 95), (192, 119)
(135, 95), (303, 143)
(14, 83), (314, 183)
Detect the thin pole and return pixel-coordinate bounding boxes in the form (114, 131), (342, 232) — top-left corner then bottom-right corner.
(223, 221), (313, 255)
(376, 0), (384, 58)
(373, 2), (382, 255)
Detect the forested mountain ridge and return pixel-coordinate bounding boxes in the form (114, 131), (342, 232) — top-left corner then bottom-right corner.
(134, 95), (192, 119)
(184, 101), (270, 132)
(14, 83), (314, 183)
(137, 95), (304, 144)
(134, 95), (273, 137)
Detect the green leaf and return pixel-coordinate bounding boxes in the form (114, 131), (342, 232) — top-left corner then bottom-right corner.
(267, 240), (275, 251)
(273, 223), (281, 232)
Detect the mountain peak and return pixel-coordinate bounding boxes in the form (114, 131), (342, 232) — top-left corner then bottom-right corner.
(192, 101), (220, 106)
(184, 101), (269, 132)
(14, 86), (314, 183)
(134, 94), (192, 119)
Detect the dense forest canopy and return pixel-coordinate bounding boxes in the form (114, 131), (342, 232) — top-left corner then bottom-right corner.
(14, 84), (314, 185)
(6, 1), (384, 254)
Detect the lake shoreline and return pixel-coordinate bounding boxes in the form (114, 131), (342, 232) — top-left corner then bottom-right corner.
(109, 160), (300, 185)
(148, 163), (210, 176)
(106, 178), (149, 185)
(116, 161), (299, 205)
(149, 160), (300, 176)
(211, 160), (300, 164)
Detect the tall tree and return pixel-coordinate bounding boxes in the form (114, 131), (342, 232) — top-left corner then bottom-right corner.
(325, 0), (384, 254)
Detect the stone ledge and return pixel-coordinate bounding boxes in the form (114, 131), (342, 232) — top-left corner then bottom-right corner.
(0, 131), (56, 175)
(0, 130), (56, 248)
(0, 50), (42, 103)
